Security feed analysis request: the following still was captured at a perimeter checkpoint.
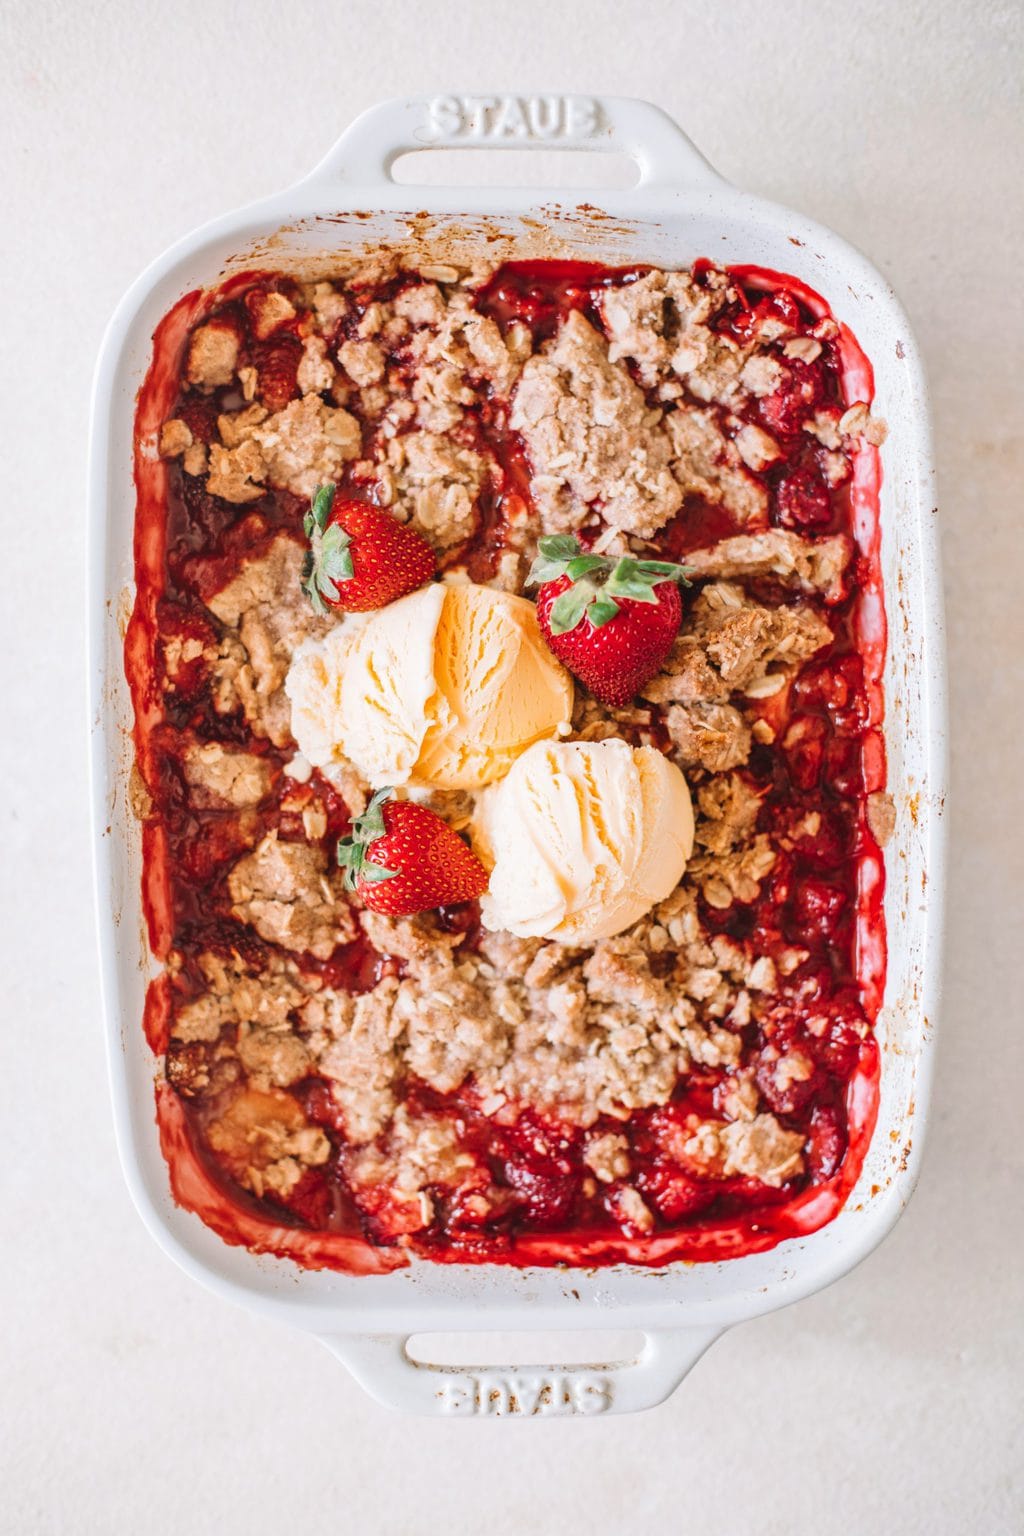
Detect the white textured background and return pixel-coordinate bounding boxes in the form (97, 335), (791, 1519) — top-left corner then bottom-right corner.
(3, 2), (1022, 1531)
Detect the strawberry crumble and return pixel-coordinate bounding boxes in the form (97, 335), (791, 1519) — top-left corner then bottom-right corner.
(128, 254), (889, 1269)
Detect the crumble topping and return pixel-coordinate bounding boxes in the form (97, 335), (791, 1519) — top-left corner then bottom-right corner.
(584, 1132), (632, 1183)
(207, 395), (362, 503)
(181, 741), (273, 809)
(682, 1114), (806, 1188)
(296, 334), (336, 397)
(665, 407), (767, 524)
(643, 582), (833, 706)
(186, 321), (239, 390)
(510, 310), (682, 538)
(206, 1086), (330, 1201)
(608, 1185), (656, 1234)
(171, 880), (774, 1153)
(684, 530), (852, 603)
(207, 534), (332, 746)
(246, 289), (296, 340)
(139, 256), (886, 1257)
(382, 429), (490, 551)
(600, 266), (756, 400)
(227, 833), (354, 960)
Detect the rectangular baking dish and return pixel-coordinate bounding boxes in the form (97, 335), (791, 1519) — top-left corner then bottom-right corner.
(88, 94), (945, 1416)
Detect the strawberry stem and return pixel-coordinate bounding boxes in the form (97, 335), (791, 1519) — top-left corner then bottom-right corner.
(527, 535), (692, 634)
(336, 786), (398, 890)
(301, 482), (355, 614)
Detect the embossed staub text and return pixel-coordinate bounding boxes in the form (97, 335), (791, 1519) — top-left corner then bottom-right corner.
(436, 1371), (613, 1416)
(426, 95), (602, 142)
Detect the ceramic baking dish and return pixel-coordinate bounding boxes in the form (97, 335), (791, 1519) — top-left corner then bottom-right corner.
(88, 94), (945, 1416)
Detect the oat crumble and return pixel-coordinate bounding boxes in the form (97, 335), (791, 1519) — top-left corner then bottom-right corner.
(133, 256), (886, 1260)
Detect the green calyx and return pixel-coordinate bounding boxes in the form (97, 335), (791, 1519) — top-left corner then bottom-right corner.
(526, 534), (693, 636)
(336, 786), (399, 890)
(301, 482), (355, 615)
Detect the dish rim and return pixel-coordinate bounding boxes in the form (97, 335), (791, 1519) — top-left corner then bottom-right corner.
(88, 95), (945, 1352)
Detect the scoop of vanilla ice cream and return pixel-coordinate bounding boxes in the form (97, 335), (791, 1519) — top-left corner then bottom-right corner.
(417, 582), (575, 788)
(472, 738), (694, 944)
(286, 585), (446, 786)
(285, 582), (574, 791)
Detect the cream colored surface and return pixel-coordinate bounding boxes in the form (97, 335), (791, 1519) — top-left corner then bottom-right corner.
(4, 2), (1023, 1532)
(475, 739), (693, 942)
(286, 581), (573, 790)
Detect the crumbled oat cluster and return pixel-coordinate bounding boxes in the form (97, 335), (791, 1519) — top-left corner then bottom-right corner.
(138, 256), (887, 1257)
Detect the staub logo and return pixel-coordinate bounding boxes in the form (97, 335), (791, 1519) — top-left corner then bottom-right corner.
(426, 94), (603, 142)
(436, 1371), (613, 1416)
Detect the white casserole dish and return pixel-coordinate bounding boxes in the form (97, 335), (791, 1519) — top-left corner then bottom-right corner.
(89, 95), (945, 1416)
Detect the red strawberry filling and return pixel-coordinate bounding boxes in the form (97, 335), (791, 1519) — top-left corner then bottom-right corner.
(130, 258), (886, 1270)
(252, 334), (303, 413)
(772, 461), (833, 531)
(758, 359), (829, 438)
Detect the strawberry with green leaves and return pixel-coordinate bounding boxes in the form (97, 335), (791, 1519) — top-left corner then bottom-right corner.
(301, 483), (436, 615)
(337, 788), (489, 917)
(527, 535), (693, 707)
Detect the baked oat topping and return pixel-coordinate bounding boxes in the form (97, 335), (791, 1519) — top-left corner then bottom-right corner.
(131, 256), (887, 1265)
(510, 310), (682, 538)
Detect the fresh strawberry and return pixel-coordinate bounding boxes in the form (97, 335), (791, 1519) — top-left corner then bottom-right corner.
(527, 535), (692, 707)
(300, 483), (436, 615)
(337, 788), (488, 917)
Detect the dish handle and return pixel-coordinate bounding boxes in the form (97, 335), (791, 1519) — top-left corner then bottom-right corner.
(319, 1327), (722, 1416)
(300, 94), (723, 192)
